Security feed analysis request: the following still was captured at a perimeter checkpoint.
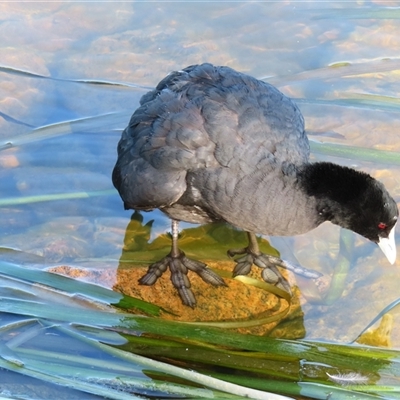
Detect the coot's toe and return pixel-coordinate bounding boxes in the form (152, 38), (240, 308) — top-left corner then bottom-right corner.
(139, 249), (226, 308)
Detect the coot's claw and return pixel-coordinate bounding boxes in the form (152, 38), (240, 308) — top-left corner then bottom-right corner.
(139, 250), (226, 308)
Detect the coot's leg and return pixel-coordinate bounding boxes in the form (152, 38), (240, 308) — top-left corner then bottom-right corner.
(228, 232), (322, 293)
(138, 219), (226, 308)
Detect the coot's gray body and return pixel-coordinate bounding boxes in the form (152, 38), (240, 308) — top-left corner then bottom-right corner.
(114, 64), (318, 234)
(113, 63), (398, 307)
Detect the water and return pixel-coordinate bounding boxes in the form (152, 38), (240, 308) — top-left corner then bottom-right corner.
(1, 2), (400, 398)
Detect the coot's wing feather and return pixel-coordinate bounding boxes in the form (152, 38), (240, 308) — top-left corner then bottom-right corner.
(112, 71), (219, 209)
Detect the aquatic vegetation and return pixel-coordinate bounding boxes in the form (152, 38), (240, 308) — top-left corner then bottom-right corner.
(0, 261), (400, 399)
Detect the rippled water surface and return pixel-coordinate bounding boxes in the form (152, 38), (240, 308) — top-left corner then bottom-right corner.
(1, 2), (400, 398)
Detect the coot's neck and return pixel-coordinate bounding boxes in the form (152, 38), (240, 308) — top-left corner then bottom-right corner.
(297, 161), (374, 226)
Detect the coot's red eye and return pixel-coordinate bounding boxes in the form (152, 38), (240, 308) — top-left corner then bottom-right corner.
(378, 222), (387, 230)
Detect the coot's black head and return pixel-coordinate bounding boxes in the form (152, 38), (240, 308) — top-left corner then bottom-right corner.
(301, 162), (398, 263)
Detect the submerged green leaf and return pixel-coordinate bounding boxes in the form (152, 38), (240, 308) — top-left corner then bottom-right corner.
(297, 95), (400, 114)
(95, 341), (295, 400)
(0, 258), (400, 399)
(182, 274), (291, 328)
(267, 58), (400, 87)
(0, 353), (144, 400)
(310, 140), (400, 165)
(321, 229), (354, 305)
(0, 262), (162, 316)
(355, 298), (400, 343)
(313, 8), (400, 20)
(0, 65), (151, 89)
(0, 189), (116, 206)
(0, 111), (131, 150)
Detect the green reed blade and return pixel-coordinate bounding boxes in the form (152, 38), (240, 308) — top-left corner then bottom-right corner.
(0, 111), (130, 150)
(1, 260), (400, 399)
(0, 356), (144, 400)
(267, 58), (400, 86)
(310, 141), (400, 165)
(0, 261), (162, 316)
(0, 189), (116, 206)
(313, 8), (400, 19)
(0, 65), (151, 89)
(322, 229), (354, 305)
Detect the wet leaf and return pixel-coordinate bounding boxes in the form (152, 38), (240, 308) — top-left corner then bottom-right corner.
(313, 8), (400, 20)
(0, 189), (115, 207)
(267, 58), (400, 87)
(0, 262), (400, 399)
(0, 261), (162, 316)
(0, 65), (152, 89)
(310, 140), (400, 166)
(0, 111), (131, 150)
(322, 229), (354, 305)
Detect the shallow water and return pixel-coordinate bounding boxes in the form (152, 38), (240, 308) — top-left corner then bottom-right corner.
(1, 1), (400, 398)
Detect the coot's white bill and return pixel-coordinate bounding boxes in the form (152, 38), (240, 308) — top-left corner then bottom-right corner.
(378, 223), (397, 265)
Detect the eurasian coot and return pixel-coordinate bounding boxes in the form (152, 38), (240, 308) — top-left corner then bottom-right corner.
(113, 63), (398, 307)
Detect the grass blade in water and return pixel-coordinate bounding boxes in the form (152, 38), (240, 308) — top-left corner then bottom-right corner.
(313, 8), (400, 19)
(184, 274), (291, 328)
(1, 261), (400, 399)
(0, 355), (143, 400)
(354, 297), (400, 343)
(92, 340), (295, 400)
(266, 58), (400, 87)
(0, 189), (116, 207)
(297, 95), (400, 114)
(322, 228), (354, 305)
(0, 111), (131, 150)
(0, 261), (162, 316)
(310, 140), (400, 166)
(0, 65), (151, 89)
(0, 189), (115, 207)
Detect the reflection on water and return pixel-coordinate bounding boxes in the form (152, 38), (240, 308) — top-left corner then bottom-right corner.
(112, 212), (307, 338)
(1, 0), (400, 359)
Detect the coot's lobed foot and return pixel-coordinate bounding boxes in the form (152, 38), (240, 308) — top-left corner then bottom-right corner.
(139, 250), (226, 307)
